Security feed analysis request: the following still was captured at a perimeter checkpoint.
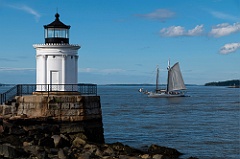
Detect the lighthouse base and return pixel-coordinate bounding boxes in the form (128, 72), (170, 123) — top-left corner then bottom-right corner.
(0, 94), (104, 143)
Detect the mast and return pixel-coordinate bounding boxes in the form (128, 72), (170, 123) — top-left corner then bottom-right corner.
(156, 65), (159, 92)
(166, 59), (170, 93)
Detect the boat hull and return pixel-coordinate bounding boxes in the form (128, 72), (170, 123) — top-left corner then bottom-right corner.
(148, 92), (186, 98)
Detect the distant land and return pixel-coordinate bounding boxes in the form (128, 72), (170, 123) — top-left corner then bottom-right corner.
(102, 84), (197, 86)
(204, 79), (240, 87)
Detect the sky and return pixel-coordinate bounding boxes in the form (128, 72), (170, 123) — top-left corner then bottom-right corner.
(0, 0), (239, 85)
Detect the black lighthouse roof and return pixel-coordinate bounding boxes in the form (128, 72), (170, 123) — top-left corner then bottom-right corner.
(44, 13), (70, 29)
(44, 13), (70, 44)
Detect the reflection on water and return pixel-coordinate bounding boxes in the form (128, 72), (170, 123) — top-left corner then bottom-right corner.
(166, 97), (185, 104)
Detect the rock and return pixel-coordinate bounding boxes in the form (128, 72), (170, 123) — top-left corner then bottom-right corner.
(152, 154), (164, 159)
(0, 118), (192, 159)
(52, 135), (61, 147)
(72, 137), (86, 148)
(58, 148), (67, 159)
(148, 144), (182, 158)
(102, 146), (115, 156)
(0, 125), (4, 133)
(110, 142), (125, 152)
(129, 157), (142, 159)
(77, 152), (90, 159)
(1, 135), (22, 146)
(95, 147), (103, 157)
(0, 143), (27, 158)
(69, 132), (88, 141)
(124, 144), (143, 156)
(101, 156), (113, 159)
(83, 143), (98, 153)
(51, 134), (71, 148)
(38, 136), (55, 147)
(141, 154), (150, 159)
(49, 148), (59, 155)
(0, 143), (14, 158)
(119, 155), (132, 159)
(23, 145), (41, 157)
(59, 134), (71, 147)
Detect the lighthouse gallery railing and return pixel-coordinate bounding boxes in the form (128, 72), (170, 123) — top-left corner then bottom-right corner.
(0, 84), (97, 105)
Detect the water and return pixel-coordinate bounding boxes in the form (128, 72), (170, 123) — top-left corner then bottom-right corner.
(1, 85), (239, 158)
(98, 85), (240, 159)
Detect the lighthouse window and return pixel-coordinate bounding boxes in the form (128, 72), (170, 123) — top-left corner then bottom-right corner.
(45, 28), (68, 38)
(55, 29), (67, 38)
(46, 29), (54, 38)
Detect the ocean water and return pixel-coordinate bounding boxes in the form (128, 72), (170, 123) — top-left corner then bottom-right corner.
(98, 85), (240, 159)
(0, 85), (239, 158)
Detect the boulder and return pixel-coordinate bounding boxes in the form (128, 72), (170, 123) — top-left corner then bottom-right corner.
(58, 148), (67, 159)
(148, 144), (182, 158)
(52, 134), (71, 148)
(38, 136), (55, 147)
(0, 143), (28, 158)
(72, 137), (86, 148)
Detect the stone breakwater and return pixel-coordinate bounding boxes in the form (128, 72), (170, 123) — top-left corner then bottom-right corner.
(0, 118), (197, 159)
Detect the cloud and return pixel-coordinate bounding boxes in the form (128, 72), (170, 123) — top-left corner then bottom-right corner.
(210, 10), (239, 21)
(219, 43), (240, 54)
(0, 58), (17, 62)
(187, 25), (204, 36)
(160, 25), (204, 37)
(79, 68), (125, 74)
(99, 68), (125, 74)
(7, 4), (40, 21)
(135, 9), (175, 22)
(209, 23), (240, 37)
(79, 68), (97, 73)
(0, 67), (35, 71)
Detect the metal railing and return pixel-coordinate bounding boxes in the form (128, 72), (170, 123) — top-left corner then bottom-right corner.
(0, 83), (97, 105)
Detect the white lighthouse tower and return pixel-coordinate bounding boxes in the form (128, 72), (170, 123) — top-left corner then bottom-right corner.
(33, 13), (80, 91)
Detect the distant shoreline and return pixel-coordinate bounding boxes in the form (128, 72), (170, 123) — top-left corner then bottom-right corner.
(100, 84), (198, 86)
(204, 79), (240, 87)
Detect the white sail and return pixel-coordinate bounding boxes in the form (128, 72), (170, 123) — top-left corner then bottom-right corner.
(167, 62), (186, 92)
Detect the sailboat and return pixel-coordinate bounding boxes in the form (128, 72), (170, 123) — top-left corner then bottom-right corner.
(148, 60), (187, 98)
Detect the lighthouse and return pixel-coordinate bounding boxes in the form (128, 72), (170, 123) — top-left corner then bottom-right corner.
(33, 13), (80, 91)
(0, 13), (104, 145)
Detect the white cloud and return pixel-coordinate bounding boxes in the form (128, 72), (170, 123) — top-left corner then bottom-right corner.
(160, 26), (185, 37)
(219, 43), (240, 54)
(136, 9), (175, 21)
(187, 25), (204, 36)
(7, 4), (40, 21)
(0, 67), (35, 71)
(209, 23), (240, 37)
(79, 68), (97, 73)
(210, 10), (239, 21)
(160, 25), (204, 37)
(99, 69), (125, 74)
(79, 68), (125, 74)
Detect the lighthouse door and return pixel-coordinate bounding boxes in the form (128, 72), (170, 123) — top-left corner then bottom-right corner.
(50, 71), (59, 91)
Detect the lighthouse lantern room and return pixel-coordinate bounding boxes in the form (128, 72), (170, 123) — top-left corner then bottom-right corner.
(44, 13), (70, 44)
(33, 13), (80, 91)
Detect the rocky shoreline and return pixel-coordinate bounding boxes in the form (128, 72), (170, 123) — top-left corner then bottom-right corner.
(0, 133), (198, 159)
(0, 119), (198, 159)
